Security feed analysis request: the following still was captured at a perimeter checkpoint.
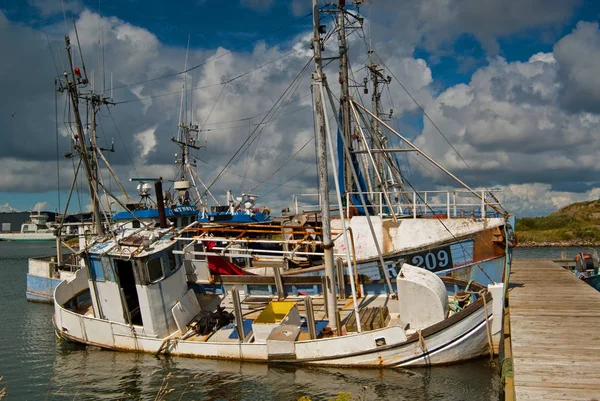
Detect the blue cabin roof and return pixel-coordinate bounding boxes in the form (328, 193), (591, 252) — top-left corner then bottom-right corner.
(112, 205), (198, 221)
(198, 210), (271, 224)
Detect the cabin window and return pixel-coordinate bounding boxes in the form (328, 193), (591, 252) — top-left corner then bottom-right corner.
(132, 220), (140, 229)
(89, 257), (105, 282)
(166, 252), (177, 274)
(146, 257), (164, 282)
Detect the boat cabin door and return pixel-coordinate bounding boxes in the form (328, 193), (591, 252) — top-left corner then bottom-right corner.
(114, 259), (143, 326)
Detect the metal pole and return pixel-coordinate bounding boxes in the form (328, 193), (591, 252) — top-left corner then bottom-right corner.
(338, 1), (353, 194)
(312, 0), (337, 331)
(304, 296), (317, 339)
(232, 288), (245, 342)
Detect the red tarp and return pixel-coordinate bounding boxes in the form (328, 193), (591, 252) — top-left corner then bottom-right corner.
(205, 241), (254, 276)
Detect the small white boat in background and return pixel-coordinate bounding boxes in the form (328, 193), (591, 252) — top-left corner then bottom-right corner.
(0, 210), (57, 241)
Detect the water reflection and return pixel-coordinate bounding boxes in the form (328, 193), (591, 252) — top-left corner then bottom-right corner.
(47, 342), (499, 400)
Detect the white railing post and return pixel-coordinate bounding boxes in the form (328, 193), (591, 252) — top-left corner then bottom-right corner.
(379, 192), (383, 215)
(346, 192), (350, 219)
(453, 192), (457, 217)
(481, 191), (486, 218)
(447, 192), (450, 219)
(412, 191), (417, 219)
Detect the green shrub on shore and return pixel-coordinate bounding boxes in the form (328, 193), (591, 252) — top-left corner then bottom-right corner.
(517, 199), (600, 245)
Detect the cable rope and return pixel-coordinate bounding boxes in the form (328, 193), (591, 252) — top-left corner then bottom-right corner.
(106, 107), (138, 176)
(200, 57), (314, 199)
(55, 82), (61, 214)
(198, 83), (227, 133)
(237, 58), (311, 192)
(259, 163), (315, 200)
(249, 136), (315, 193)
(111, 12), (313, 91)
(254, 106), (340, 199)
(114, 47), (303, 105)
(194, 156), (310, 190)
(198, 104), (311, 132)
(96, 119), (113, 195)
(71, 157), (83, 213)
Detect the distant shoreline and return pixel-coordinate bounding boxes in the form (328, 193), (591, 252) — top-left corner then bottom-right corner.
(517, 241), (600, 248)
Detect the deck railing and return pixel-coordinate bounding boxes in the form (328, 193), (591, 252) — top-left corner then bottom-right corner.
(290, 190), (502, 219)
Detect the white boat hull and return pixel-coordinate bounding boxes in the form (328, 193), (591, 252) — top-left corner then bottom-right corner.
(53, 269), (495, 367)
(0, 232), (55, 241)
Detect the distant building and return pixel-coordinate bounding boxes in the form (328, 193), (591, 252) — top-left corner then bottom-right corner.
(0, 211), (56, 232)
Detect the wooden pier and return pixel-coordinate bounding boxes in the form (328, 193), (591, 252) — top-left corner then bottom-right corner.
(505, 259), (600, 400)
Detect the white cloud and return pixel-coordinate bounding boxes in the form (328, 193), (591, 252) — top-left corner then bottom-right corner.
(369, 0), (580, 57)
(497, 184), (600, 217)
(32, 201), (49, 211)
(413, 29), (600, 191)
(554, 21), (600, 113)
(0, 203), (17, 213)
(134, 128), (157, 162)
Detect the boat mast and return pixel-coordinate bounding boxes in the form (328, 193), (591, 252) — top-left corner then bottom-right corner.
(368, 50), (386, 191)
(312, 0), (337, 332)
(338, 0), (354, 196)
(367, 54), (409, 203)
(63, 36), (104, 236)
(172, 48), (217, 209)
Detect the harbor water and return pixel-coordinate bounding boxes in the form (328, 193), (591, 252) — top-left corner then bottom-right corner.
(2, 242), (577, 400)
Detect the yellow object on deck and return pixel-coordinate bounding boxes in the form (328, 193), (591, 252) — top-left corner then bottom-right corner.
(254, 301), (298, 324)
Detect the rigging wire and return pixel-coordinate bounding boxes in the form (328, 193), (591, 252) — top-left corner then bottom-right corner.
(201, 57), (315, 198)
(249, 136), (315, 193)
(237, 58), (311, 192)
(259, 163), (315, 200)
(114, 47), (305, 105)
(195, 105), (309, 132)
(55, 81), (61, 214)
(111, 12), (313, 91)
(106, 107), (138, 176)
(194, 156), (309, 190)
(198, 82), (227, 135)
(201, 94), (312, 127)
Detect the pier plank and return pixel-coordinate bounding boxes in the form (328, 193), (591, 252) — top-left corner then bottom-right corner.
(509, 259), (600, 399)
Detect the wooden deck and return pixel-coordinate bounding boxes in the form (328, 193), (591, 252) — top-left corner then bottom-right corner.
(508, 259), (600, 400)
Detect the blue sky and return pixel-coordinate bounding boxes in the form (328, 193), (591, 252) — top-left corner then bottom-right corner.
(2, 0), (600, 216)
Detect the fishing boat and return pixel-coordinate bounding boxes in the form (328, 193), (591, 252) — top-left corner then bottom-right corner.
(182, 1), (515, 289)
(53, 1), (507, 367)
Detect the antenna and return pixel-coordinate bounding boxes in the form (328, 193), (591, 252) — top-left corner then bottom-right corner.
(72, 16), (89, 84)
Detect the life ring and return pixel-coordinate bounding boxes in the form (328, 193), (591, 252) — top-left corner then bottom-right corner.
(506, 224), (518, 248)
